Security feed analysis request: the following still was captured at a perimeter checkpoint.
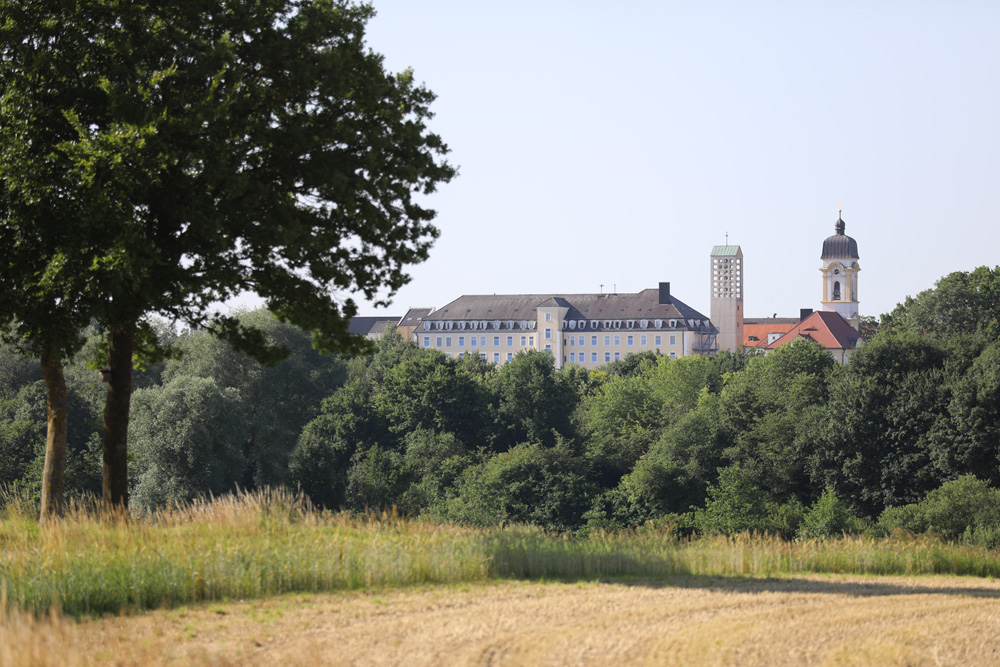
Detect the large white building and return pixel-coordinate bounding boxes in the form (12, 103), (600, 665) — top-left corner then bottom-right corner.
(411, 283), (717, 369)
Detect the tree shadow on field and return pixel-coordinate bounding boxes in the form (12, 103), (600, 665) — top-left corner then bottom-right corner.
(607, 574), (1000, 600)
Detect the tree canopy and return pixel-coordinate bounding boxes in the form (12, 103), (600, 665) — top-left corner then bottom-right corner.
(0, 0), (455, 510)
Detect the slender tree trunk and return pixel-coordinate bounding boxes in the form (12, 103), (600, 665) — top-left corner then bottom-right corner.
(102, 325), (134, 511)
(40, 347), (69, 519)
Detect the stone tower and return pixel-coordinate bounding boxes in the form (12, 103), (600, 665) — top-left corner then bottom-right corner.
(819, 213), (861, 329)
(710, 244), (744, 352)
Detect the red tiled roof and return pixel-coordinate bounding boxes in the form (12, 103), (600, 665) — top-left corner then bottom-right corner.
(743, 322), (796, 348)
(763, 311), (863, 351)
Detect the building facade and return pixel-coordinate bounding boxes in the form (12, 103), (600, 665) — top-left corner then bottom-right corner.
(710, 245), (744, 353)
(819, 213), (861, 329)
(412, 282), (717, 369)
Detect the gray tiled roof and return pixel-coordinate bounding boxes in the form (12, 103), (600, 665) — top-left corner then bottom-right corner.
(399, 307), (433, 326)
(821, 216), (860, 259)
(347, 316), (400, 336)
(423, 289), (714, 331)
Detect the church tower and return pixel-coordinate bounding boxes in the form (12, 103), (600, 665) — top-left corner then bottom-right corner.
(819, 213), (860, 329)
(711, 244), (743, 352)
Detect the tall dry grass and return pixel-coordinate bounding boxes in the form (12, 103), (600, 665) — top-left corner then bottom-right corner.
(0, 488), (491, 618)
(3, 489), (1000, 621)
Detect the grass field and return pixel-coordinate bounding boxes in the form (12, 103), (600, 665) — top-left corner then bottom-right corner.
(3, 490), (1000, 664)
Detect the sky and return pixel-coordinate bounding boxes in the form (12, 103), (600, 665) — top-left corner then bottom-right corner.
(285, 1), (1000, 321)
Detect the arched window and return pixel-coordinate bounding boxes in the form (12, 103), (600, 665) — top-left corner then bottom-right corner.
(833, 281), (841, 300)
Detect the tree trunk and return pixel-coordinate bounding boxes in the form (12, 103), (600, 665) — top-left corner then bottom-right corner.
(40, 347), (68, 519)
(102, 325), (134, 511)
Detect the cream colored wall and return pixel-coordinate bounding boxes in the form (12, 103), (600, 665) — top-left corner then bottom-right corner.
(559, 329), (692, 368)
(416, 313), (709, 369)
(416, 329), (540, 362)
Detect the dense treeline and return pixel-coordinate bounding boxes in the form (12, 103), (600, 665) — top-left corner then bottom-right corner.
(3, 267), (1000, 542)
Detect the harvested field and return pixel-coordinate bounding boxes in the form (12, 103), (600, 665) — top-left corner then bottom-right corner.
(5, 574), (1000, 666)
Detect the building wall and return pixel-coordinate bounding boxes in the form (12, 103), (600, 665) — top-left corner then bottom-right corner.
(711, 247), (744, 352)
(819, 259), (861, 328)
(415, 320), (708, 368)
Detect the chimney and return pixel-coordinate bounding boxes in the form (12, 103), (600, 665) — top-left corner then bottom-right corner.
(799, 308), (813, 321)
(659, 282), (671, 305)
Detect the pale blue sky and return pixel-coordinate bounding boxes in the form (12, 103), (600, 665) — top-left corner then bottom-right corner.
(323, 1), (1000, 320)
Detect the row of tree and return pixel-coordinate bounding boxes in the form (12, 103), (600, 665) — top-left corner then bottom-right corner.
(3, 267), (999, 540)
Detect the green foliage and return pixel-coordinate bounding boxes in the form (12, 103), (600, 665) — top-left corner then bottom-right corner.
(694, 463), (774, 535)
(164, 310), (348, 488)
(808, 332), (956, 515)
(445, 440), (595, 531)
(491, 350), (578, 449)
(883, 266), (1000, 341)
(798, 487), (855, 539)
(0, 381), (102, 499)
(345, 444), (406, 511)
(0, 0), (456, 357)
(128, 376), (249, 510)
(877, 476), (1000, 547)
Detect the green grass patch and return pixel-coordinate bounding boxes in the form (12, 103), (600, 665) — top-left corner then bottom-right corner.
(2, 489), (999, 619)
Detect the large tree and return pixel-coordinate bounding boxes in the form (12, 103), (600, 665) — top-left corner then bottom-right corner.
(0, 0), (455, 510)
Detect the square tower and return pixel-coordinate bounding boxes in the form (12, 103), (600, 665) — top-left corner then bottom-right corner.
(711, 245), (744, 353)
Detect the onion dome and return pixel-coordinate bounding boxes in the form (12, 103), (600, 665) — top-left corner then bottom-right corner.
(821, 214), (859, 259)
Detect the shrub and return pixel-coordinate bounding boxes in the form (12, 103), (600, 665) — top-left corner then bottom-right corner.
(798, 487), (855, 539)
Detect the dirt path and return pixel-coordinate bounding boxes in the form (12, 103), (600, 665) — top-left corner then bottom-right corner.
(7, 575), (1000, 665)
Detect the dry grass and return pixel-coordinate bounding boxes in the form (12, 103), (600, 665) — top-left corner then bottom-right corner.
(4, 575), (1000, 665)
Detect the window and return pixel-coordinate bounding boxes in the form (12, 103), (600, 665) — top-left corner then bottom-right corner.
(459, 352), (464, 359)
(568, 336), (574, 346)
(545, 344), (552, 352)
(423, 337), (430, 348)
(615, 352), (621, 361)
(507, 336), (513, 346)
(604, 352), (611, 362)
(471, 337), (477, 347)
(627, 335), (633, 346)
(670, 351), (676, 358)
(655, 335), (662, 346)
(445, 336), (451, 347)
(570, 352), (576, 363)
(591, 335), (597, 346)
(529, 336), (534, 345)
(545, 328), (552, 340)
(507, 352), (513, 361)
(494, 336), (500, 347)
(480, 353), (486, 360)
(669, 334), (676, 346)
(640, 335), (647, 346)
(578, 336), (585, 347)
(545, 312), (552, 322)
(591, 352), (597, 363)
(614, 335), (620, 346)
(493, 353), (500, 363)
(436, 336), (442, 347)
(520, 336), (526, 346)
(458, 336), (465, 347)
(480, 337), (486, 347)
(604, 335), (610, 346)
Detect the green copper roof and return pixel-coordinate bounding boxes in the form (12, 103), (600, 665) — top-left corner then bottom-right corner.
(711, 245), (741, 256)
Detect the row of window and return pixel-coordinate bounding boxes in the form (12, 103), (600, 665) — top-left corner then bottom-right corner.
(435, 349), (677, 365)
(565, 334), (676, 347)
(423, 335), (537, 348)
(422, 333), (679, 350)
(564, 350), (678, 364)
